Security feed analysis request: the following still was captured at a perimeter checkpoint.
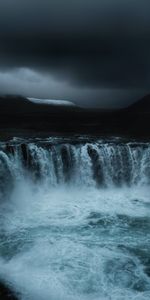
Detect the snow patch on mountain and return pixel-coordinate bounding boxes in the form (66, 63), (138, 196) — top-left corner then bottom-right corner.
(28, 98), (76, 106)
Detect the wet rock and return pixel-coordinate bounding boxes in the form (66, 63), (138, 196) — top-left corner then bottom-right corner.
(0, 282), (18, 300)
(87, 146), (104, 186)
(61, 145), (73, 182)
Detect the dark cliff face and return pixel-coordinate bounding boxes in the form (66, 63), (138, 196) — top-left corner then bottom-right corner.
(0, 95), (150, 138)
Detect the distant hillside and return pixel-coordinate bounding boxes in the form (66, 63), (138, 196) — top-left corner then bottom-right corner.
(0, 95), (117, 137)
(126, 95), (150, 113)
(0, 95), (79, 114)
(0, 94), (150, 138)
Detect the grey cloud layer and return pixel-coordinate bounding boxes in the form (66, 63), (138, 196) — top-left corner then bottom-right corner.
(0, 0), (149, 106)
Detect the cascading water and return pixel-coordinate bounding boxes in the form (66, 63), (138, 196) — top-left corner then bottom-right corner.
(0, 137), (150, 300)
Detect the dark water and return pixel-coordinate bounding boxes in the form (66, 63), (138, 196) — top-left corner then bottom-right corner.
(0, 137), (150, 300)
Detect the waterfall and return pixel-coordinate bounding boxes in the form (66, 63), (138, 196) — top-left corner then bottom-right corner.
(0, 137), (150, 300)
(0, 138), (150, 193)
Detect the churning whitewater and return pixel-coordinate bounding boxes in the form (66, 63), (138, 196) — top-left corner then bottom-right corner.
(0, 137), (150, 300)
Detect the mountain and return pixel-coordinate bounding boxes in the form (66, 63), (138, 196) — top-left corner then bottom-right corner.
(126, 95), (150, 113)
(0, 95), (78, 114)
(0, 94), (150, 138)
(0, 95), (117, 137)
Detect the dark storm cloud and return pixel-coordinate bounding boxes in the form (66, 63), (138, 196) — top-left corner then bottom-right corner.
(0, 0), (149, 106)
(0, 0), (150, 37)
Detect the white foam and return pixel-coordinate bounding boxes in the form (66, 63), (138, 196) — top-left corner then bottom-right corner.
(0, 141), (150, 299)
(0, 183), (150, 300)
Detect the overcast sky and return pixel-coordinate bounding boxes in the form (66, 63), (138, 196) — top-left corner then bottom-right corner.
(0, 0), (149, 107)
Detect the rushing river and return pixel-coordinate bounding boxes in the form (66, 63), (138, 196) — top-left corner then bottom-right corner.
(0, 136), (150, 300)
